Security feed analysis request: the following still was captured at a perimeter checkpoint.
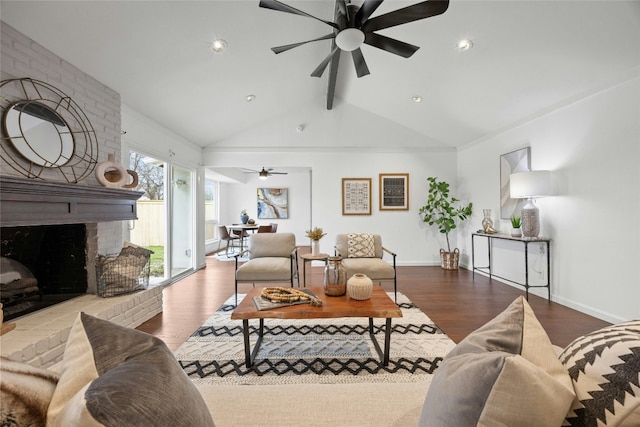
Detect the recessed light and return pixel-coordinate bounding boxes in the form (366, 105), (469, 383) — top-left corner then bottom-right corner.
(412, 96), (422, 103)
(210, 39), (227, 53)
(245, 94), (256, 102)
(457, 39), (473, 51)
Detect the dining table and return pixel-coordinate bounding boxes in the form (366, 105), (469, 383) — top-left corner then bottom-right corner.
(227, 224), (259, 251)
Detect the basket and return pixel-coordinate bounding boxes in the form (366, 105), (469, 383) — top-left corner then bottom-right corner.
(96, 246), (152, 297)
(440, 248), (460, 270)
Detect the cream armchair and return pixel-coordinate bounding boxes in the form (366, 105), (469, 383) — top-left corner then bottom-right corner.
(234, 233), (298, 306)
(334, 233), (397, 302)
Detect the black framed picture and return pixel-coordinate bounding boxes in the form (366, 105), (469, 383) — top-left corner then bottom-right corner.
(379, 173), (409, 211)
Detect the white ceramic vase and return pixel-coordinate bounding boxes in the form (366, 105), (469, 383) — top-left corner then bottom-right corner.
(347, 273), (373, 300)
(312, 240), (320, 256)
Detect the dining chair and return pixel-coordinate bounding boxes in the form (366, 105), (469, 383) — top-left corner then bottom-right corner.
(269, 223), (278, 232)
(231, 226), (250, 250)
(217, 226), (241, 257)
(257, 225), (272, 233)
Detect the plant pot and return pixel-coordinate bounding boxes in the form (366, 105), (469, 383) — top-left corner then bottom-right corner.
(511, 227), (522, 237)
(440, 248), (460, 270)
(311, 240), (320, 255)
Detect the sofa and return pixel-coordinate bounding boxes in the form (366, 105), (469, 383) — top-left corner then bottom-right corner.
(2, 298), (639, 426)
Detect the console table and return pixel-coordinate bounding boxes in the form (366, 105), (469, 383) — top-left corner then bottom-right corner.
(471, 232), (551, 300)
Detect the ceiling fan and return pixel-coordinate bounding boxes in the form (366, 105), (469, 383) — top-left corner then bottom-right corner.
(259, 0), (450, 79)
(243, 167), (289, 180)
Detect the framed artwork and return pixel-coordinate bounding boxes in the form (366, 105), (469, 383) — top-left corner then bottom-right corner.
(342, 178), (371, 215)
(257, 188), (288, 219)
(379, 173), (409, 210)
(500, 147), (530, 219)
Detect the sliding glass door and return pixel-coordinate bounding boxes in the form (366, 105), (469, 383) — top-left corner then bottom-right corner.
(128, 150), (195, 285)
(170, 165), (194, 279)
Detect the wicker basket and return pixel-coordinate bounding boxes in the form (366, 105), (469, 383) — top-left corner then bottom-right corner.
(96, 246), (152, 297)
(440, 248), (460, 270)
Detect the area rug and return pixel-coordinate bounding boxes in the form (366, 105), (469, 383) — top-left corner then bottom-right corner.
(175, 293), (456, 386)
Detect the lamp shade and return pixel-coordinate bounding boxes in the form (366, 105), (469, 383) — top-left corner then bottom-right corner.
(510, 171), (552, 199)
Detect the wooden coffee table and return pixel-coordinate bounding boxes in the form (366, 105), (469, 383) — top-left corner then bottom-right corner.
(231, 286), (402, 368)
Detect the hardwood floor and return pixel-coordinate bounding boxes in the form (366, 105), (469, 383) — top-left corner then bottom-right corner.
(137, 248), (611, 351)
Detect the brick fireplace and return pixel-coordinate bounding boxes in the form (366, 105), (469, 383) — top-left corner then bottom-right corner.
(0, 175), (163, 367)
(0, 175), (143, 309)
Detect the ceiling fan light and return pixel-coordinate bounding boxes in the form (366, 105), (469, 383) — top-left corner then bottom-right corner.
(335, 28), (365, 52)
(259, 168), (269, 179)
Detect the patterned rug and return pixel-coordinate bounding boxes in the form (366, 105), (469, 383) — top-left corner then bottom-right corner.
(175, 293), (456, 385)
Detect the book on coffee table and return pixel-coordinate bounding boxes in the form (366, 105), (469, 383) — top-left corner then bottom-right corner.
(252, 289), (318, 311)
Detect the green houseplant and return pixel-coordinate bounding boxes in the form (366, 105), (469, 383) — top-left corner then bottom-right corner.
(510, 215), (522, 237)
(418, 177), (473, 269)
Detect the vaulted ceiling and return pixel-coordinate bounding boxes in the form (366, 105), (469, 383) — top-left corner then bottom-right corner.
(2, 1), (639, 150)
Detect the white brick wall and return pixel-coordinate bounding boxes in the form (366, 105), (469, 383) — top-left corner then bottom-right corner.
(1, 286), (163, 369)
(0, 23), (163, 366)
(1, 21), (124, 255)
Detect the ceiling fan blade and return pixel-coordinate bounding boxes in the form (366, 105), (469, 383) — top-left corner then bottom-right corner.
(361, 0), (449, 33)
(364, 32), (419, 58)
(259, 0), (339, 29)
(335, 0), (348, 20)
(269, 172), (288, 175)
(354, 0), (384, 27)
(351, 48), (370, 77)
(311, 47), (340, 78)
(271, 33), (336, 54)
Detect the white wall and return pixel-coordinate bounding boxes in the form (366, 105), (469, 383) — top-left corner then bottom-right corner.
(457, 76), (640, 323)
(204, 103), (460, 265)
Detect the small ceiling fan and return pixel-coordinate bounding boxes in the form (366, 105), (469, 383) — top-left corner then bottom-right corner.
(259, 0), (450, 78)
(243, 167), (288, 180)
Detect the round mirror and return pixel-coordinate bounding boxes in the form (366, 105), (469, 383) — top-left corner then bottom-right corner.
(3, 101), (74, 168)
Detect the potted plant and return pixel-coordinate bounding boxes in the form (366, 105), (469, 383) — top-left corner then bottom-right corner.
(510, 215), (522, 237)
(305, 227), (326, 256)
(418, 177), (473, 270)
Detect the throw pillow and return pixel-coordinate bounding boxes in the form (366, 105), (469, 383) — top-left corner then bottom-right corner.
(419, 296), (575, 427)
(0, 356), (59, 427)
(347, 233), (375, 258)
(559, 320), (640, 426)
(47, 312), (214, 427)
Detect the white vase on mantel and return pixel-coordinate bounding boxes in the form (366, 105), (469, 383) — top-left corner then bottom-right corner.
(312, 240), (320, 256)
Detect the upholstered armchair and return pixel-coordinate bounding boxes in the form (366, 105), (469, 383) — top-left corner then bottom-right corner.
(234, 233), (298, 306)
(335, 233), (397, 302)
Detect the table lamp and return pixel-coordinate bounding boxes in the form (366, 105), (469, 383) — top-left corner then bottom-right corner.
(509, 170), (552, 238)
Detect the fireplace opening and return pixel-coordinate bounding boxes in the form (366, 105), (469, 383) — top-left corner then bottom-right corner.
(1, 224), (88, 320)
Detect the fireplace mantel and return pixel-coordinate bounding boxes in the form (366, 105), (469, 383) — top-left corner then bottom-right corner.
(0, 175), (144, 227)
